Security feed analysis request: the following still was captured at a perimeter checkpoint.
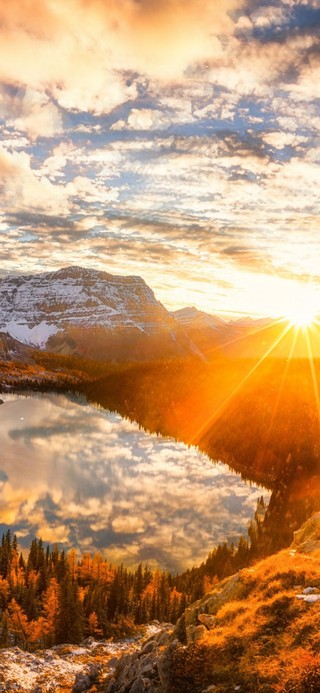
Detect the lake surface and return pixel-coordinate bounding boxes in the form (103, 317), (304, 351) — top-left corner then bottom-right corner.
(0, 393), (269, 572)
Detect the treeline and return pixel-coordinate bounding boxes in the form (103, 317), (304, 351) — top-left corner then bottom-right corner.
(84, 354), (320, 487)
(0, 501), (272, 651)
(0, 530), (190, 650)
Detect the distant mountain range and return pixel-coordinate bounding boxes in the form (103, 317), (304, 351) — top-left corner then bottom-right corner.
(0, 266), (285, 361)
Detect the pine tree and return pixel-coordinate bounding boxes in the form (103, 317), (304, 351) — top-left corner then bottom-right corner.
(56, 567), (83, 644)
(41, 577), (60, 646)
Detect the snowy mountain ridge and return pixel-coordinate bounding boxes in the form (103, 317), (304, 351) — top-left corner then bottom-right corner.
(0, 266), (175, 349)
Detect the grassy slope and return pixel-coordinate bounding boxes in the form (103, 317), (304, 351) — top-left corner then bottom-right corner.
(168, 517), (320, 692)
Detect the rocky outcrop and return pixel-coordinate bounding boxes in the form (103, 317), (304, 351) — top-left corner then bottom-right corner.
(291, 511), (320, 554)
(174, 572), (245, 643)
(103, 574), (250, 693)
(105, 626), (173, 693)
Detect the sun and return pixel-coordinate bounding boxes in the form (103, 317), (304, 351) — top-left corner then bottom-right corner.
(283, 284), (320, 329)
(287, 305), (318, 329)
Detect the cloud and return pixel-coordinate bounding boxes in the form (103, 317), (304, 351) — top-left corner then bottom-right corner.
(83, 0), (241, 79)
(0, 86), (63, 139)
(0, 0), (243, 119)
(0, 148), (70, 214)
(263, 131), (308, 149)
(0, 0), (320, 319)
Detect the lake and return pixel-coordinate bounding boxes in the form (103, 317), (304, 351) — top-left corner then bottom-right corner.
(0, 393), (269, 572)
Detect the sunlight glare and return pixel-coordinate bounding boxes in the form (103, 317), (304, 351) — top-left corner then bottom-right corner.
(283, 284), (320, 329)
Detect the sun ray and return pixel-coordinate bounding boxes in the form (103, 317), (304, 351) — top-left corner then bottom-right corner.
(304, 326), (320, 430)
(265, 324), (300, 441)
(204, 316), (286, 358)
(190, 322), (292, 446)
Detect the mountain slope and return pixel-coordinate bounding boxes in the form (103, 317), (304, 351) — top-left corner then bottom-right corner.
(107, 513), (320, 693)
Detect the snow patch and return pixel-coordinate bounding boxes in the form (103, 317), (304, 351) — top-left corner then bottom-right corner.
(3, 320), (59, 348)
(296, 593), (320, 603)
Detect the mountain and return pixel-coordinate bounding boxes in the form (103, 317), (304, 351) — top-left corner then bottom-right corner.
(171, 306), (227, 331)
(171, 305), (281, 358)
(0, 267), (305, 362)
(0, 266), (190, 360)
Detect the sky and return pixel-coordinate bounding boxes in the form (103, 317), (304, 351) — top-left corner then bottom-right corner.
(1, 0), (320, 318)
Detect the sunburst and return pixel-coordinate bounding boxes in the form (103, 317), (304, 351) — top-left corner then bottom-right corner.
(283, 283), (320, 330)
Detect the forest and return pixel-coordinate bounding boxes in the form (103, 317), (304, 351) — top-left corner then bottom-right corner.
(0, 501), (271, 651)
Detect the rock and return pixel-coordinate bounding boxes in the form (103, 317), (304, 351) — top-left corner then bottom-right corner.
(0, 399), (4, 405)
(72, 673), (92, 692)
(107, 657), (119, 668)
(198, 613), (216, 629)
(140, 640), (155, 655)
(291, 513), (320, 554)
(105, 677), (116, 693)
(186, 624), (207, 643)
(155, 631), (171, 647)
(296, 594), (320, 603)
(129, 677), (151, 692)
(157, 641), (180, 690)
(81, 636), (95, 646)
(303, 587), (319, 594)
(202, 686), (217, 692)
(140, 662), (155, 677)
(72, 664), (100, 692)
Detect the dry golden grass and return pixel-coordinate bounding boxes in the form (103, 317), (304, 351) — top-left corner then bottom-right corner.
(170, 547), (320, 692)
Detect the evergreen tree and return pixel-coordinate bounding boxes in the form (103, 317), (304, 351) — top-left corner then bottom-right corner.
(56, 567), (83, 644)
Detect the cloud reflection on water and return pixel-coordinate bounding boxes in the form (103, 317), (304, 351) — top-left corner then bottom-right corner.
(0, 393), (269, 571)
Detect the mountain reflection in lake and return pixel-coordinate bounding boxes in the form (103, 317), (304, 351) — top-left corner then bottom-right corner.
(0, 393), (269, 572)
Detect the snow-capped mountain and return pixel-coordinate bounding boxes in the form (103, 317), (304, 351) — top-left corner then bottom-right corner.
(0, 266), (176, 353)
(0, 266), (196, 360)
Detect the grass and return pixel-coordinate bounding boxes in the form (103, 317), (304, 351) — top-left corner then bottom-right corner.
(169, 548), (320, 692)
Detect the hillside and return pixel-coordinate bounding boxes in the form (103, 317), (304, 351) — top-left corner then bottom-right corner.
(107, 513), (320, 693)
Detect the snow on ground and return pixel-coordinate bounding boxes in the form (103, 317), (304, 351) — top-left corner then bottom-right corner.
(0, 625), (164, 692)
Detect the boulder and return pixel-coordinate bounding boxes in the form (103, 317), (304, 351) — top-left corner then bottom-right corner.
(130, 678), (151, 692)
(72, 664), (100, 692)
(291, 513), (320, 554)
(198, 613), (216, 630)
(186, 624), (207, 644)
